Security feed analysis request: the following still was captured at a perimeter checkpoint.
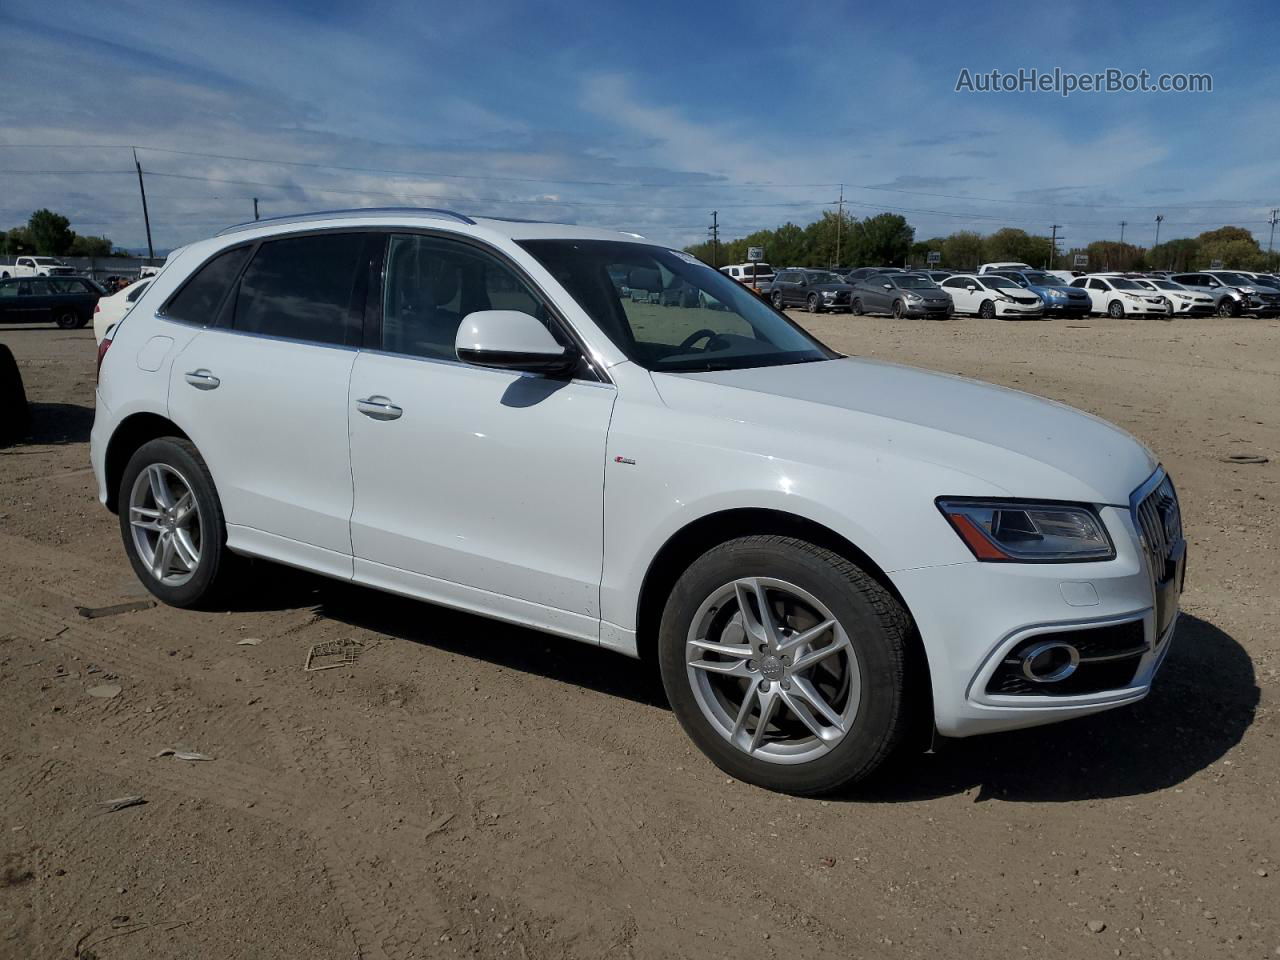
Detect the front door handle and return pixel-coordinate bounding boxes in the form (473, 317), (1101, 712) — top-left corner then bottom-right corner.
(356, 395), (403, 421)
(184, 369), (220, 390)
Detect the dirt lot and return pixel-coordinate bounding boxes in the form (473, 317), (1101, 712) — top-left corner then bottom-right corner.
(1, 312), (1277, 960)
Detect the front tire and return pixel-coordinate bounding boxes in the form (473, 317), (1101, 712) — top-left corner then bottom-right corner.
(658, 536), (912, 795)
(806, 294), (822, 314)
(1217, 298), (1240, 317)
(892, 299), (905, 319)
(118, 437), (236, 608)
(978, 299), (996, 319)
(771, 291), (784, 310)
(1107, 300), (1125, 319)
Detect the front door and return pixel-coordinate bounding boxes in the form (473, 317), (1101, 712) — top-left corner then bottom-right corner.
(347, 233), (615, 641)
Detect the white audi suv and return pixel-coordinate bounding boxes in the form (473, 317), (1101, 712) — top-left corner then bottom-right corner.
(90, 209), (1185, 794)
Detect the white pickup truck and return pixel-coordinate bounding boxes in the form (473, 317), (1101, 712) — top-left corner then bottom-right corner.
(1, 256), (77, 278)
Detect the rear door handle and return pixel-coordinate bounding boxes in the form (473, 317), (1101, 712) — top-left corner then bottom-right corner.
(184, 369), (220, 390)
(356, 395), (403, 421)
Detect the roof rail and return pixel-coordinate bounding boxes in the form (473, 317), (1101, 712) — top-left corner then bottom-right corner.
(216, 207), (475, 236)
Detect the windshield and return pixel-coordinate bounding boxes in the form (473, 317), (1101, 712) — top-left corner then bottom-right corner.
(1110, 278), (1142, 290)
(804, 272), (839, 284)
(1151, 280), (1182, 290)
(895, 275), (937, 289)
(1023, 272), (1058, 285)
(33, 257), (61, 265)
(518, 239), (837, 373)
(984, 277), (1020, 290)
(1215, 272), (1253, 285)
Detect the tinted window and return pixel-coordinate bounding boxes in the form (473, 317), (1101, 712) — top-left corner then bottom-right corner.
(233, 233), (366, 345)
(166, 246), (252, 325)
(126, 281), (151, 303)
(0, 282), (15, 298)
(382, 234), (549, 362)
(28, 279), (51, 295)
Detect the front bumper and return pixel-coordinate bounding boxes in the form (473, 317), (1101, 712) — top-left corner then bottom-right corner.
(893, 499), (1181, 738)
(1044, 300), (1091, 315)
(995, 301), (1045, 317)
(902, 301), (953, 317)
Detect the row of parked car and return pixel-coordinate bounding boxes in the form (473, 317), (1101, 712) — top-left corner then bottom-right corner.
(720, 261), (1280, 319)
(0, 272), (153, 335)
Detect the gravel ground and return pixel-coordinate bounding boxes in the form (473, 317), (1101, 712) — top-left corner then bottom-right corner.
(1, 311), (1276, 959)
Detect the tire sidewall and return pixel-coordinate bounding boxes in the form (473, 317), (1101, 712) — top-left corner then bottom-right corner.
(657, 537), (906, 794)
(55, 310), (78, 329)
(118, 437), (229, 608)
(852, 298), (863, 315)
(1108, 300), (1124, 318)
(979, 300), (995, 318)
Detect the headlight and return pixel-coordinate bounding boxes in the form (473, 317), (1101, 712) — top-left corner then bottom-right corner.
(995, 295), (1013, 303)
(936, 499), (1115, 562)
(906, 293), (922, 302)
(1047, 289), (1066, 299)
(821, 290), (836, 298)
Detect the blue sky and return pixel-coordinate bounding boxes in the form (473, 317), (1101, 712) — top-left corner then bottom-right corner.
(1, 0), (1277, 253)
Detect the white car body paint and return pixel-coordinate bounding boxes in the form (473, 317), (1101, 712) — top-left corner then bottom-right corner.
(92, 210), (1179, 739)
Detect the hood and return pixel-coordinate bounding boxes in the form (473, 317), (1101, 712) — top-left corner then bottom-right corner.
(1034, 283), (1088, 296)
(654, 356), (1157, 504)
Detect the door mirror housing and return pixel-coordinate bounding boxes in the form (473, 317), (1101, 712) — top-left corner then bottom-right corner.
(455, 310), (578, 377)
(882, 283), (893, 290)
(966, 284), (978, 292)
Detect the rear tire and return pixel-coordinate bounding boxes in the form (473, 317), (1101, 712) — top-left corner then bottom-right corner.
(54, 309), (79, 330)
(851, 298), (864, 316)
(0, 344), (31, 447)
(118, 437), (237, 609)
(658, 535), (912, 795)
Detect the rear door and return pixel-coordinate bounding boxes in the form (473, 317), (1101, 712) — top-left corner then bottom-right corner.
(168, 232), (376, 577)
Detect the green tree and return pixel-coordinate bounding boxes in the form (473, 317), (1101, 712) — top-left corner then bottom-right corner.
(69, 234), (114, 257)
(1084, 241), (1145, 272)
(2, 226), (33, 255)
(1196, 225), (1263, 269)
(982, 228), (1053, 268)
(849, 213), (913, 267)
(1147, 237), (1199, 272)
(27, 209), (75, 256)
(940, 231), (984, 271)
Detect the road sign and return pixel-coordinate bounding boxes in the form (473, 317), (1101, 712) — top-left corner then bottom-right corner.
(1209, 260), (1223, 270)
(927, 251), (941, 265)
(1073, 253), (1089, 268)
(747, 246), (764, 262)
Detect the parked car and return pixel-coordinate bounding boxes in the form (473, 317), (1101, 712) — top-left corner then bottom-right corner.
(938, 274), (1044, 318)
(850, 272), (952, 319)
(1168, 272), (1276, 317)
(917, 270), (953, 284)
(0, 275), (101, 328)
(988, 270), (1092, 317)
(94, 278), (152, 344)
(92, 208), (1184, 795)
(977, 261), (1034, 275)
(768, 269), (853, 313)
(842, 267), (903, 284)
(1, 255), (77, 279)
(1070, 275), (1169, 318)
(720, 263), (775, 287)
(1201, 271), (1280, 316)
(1126, 278), (1214, 317)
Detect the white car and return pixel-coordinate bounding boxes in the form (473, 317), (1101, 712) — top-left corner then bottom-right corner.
(938, 274), (1045, 318)
(93, 278), (152, 344)
(1, 255), (77, 278)
(91, 209), (1184, 794)
(1127, 278), (1214, 317)
(1070, 275), (1169, 317)
(976, 261), (1034, 274)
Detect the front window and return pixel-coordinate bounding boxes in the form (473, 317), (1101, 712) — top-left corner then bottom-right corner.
(1214, 272), (1253, 285)
(803, 271), (839, 284)
(519, 239), (837, 373)
(1022, 272), (1058, 285)
(1151, 281), (1183, 291)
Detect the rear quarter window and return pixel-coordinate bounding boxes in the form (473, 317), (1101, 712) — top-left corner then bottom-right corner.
(164, 246), (253, 326)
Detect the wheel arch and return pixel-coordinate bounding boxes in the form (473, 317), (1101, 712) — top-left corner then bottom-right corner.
(633, 507), (933, 727)
(103, 412), (192, 513)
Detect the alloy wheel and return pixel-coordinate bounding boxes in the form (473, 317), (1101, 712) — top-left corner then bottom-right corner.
(128, 463), (202, 586)
(685, 577), (860, 765)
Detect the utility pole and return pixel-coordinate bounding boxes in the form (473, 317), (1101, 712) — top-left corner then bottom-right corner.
(133, 147), (154, 261)
(1118, 220), (1127, 245)
(708, 211), (720, 268)
(254, 198), (260, 221)
(1049, 224), (1062, 269)
(1154, 213), (1163, 253)
(1268, 209), (1279, 269)
(835, 183), (845, 269)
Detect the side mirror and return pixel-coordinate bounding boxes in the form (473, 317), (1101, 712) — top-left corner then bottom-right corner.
(966, 284), (978, 292)
(882, 283), (892, 290)
(455, 310), (578, 377)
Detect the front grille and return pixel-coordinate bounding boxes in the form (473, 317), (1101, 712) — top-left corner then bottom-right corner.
(1135, 474), (1182, 585)
(986, 620), (1147, 696)
(1011, 296), (1039, 305)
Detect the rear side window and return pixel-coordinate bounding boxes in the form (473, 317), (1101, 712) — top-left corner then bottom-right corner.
(165, 246), (252, 325)
(232, 233), (366, 345)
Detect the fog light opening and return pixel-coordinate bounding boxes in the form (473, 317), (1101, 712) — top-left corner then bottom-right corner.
(1020, 641), (1080, 683)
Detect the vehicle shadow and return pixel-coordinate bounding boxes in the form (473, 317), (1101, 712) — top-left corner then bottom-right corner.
(232, 566), (669, 708)
(850, 613), (1258, 803)
(25, 402), (95, 445)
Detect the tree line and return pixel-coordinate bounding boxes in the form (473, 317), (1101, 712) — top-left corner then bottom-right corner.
(685, 213), (1280, 273)
(2, 209), (125, 258)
